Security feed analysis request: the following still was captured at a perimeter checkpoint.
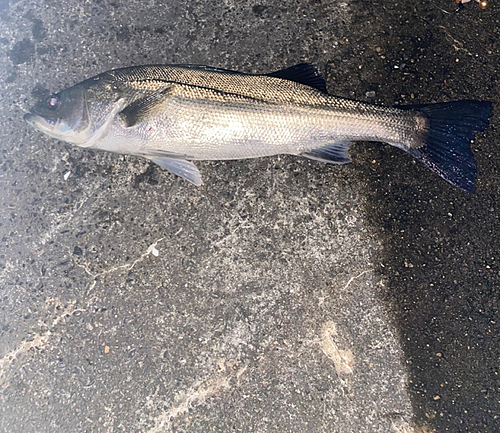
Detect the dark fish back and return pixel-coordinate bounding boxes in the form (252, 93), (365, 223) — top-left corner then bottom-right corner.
(106, 65), (330, 106)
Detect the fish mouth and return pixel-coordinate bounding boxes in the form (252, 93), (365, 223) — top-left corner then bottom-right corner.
(23, 112), (36, 126)
(24, 112), (57, 134)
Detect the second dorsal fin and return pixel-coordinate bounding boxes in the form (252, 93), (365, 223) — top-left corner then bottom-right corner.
(267, 63), (327, 93)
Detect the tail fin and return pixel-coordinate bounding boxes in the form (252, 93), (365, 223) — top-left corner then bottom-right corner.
(402, 100), (492, 192)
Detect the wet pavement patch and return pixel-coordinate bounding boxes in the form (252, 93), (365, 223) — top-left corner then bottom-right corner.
(8, 38), (35, 65)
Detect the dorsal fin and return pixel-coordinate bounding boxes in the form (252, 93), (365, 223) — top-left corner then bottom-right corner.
(177, 64), (244, 76)
(267, 63), (327, 93)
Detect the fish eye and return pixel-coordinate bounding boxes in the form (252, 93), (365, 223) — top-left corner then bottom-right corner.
(46, 95), (60, 110)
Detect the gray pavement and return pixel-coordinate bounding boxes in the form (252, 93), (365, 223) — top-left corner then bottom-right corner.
(0, 1), (498, 432)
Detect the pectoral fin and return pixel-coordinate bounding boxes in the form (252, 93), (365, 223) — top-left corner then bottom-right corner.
(147, 155), (203, 186)
(120, 85), (175, 127)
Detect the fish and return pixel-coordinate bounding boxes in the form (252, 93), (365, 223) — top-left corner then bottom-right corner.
(24, 63), (493, 192)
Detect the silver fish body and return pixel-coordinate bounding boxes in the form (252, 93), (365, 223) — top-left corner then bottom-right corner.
(25, 64), (492, 191)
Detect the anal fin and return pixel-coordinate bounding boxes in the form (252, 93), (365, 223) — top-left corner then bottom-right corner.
(301, 142), (352, 164)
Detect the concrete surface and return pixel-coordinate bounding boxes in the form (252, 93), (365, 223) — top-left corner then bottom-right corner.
(0, 0), (498, 432)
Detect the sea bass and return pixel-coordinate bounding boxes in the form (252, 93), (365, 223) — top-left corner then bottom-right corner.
(24, 64), (492, 191)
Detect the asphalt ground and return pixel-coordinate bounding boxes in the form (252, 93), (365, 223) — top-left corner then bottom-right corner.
(0, 0), (498, 432)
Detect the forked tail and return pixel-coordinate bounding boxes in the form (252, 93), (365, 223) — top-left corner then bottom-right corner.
(403, 100), (493, 192)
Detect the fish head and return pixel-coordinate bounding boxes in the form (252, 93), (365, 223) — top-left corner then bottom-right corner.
(26, 75), (129, 147)
(24, 84), (92, 144)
